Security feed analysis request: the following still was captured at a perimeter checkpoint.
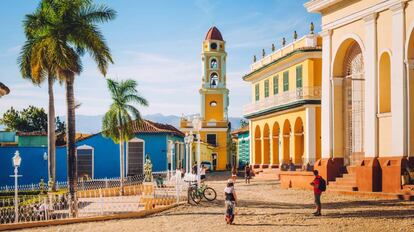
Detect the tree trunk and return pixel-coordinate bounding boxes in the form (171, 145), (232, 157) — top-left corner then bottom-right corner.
(47, 76), (56, 192)
(66, 75), (77, 217)
(119, 130), (125, 195)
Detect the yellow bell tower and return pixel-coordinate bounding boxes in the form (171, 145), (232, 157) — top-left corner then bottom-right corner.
(199, 26), (230, 170)
(179, 26), (230, 170)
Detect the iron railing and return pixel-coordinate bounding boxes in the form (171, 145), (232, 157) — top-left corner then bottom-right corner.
(243, 86), (321, 116)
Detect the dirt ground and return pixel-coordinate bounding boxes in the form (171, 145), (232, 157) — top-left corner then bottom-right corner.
(20, 172), (414, 232)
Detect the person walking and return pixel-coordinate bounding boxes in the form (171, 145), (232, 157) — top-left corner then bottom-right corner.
(244, 163), (251, 184)
(310, 170), (325, 216)
(224, 179), (237, 225)
(231, 167), (237, 183)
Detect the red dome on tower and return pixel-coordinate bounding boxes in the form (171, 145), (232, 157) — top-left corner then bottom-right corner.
(205, 26), (223, 41)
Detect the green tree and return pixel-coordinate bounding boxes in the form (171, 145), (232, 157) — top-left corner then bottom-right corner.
(0, 106), (47, 132)
(23, 0), (116, 215)
(240, 119), (249, 128)
(102, 78), (148, 195)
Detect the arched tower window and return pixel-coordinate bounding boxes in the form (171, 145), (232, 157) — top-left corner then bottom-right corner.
(210, 73), (219, 88)
(210, 58), (218, 69)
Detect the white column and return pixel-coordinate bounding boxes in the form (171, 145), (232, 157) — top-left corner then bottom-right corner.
(305, 107), (316, 164)
(364, 13), (378, 157)
(320, 30), (333, 158)
(249, 120), (253, 165)
(391, 3), (407, 156)
(269, 130), (273, 165)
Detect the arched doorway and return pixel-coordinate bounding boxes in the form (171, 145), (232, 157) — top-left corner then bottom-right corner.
(263, 124), (270, 165)
(408, 28), (414, 156)
(332, 39), (365, 166)
(272, 122), (280, 165)
(283, 120), (291, 164)
(294, 117), (304, 165)
(254, 125), (262, 165)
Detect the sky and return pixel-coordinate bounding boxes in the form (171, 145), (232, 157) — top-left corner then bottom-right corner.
(0, 0), (320, 118)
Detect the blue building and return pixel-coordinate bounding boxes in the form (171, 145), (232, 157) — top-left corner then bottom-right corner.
(231, 126), (250, 169)
(0, 120), (184, 186)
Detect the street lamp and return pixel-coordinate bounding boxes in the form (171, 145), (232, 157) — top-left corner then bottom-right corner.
(184, 132), (194, 174)
(168, 141), (175, 180)
(11, 151), (22, 223)
(192, 115), (202, 186)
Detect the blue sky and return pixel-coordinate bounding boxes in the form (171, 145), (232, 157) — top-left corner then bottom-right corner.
(0, 0), (320, 118)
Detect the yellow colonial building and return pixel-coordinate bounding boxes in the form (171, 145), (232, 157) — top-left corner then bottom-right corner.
(243, 32), (322, 169)
(180, 27), (230, 171)
(305, 0), (414, 193)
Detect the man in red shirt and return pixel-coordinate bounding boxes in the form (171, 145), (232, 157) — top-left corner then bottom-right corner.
(310, 170), (322, 216)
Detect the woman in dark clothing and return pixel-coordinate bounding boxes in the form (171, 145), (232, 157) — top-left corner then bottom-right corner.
(244, 163), (251, 184)
(224, 179), (237, 225)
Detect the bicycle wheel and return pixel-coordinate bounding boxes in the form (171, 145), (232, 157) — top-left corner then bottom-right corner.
(190, 188), (202, 204)
(203, 187), (217, 201)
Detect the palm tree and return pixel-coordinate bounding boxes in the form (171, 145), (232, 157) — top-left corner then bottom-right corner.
(22, 0), (116, 216)
(18, 11), (58, 192)
(102, 79), (148, 195)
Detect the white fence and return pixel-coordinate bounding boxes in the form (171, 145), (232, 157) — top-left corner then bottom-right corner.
(0, 173), (187, 225)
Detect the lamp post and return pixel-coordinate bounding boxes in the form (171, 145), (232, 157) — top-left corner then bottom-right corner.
(184, 131), (194, 174)
(192, 115), (202, 186)
(168, 141), (175, 180)
(11, 151), (22, 223)
(184, 133), (189, 173)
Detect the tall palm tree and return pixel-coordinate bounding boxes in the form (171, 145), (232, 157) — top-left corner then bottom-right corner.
(102, 79), (148, 195)
(22, 0), (116, 216)
(19, 12), (58, 192)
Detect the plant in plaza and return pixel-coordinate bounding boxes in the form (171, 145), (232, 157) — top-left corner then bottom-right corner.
(102, 78), (148, 195)
(19, 0), (116, 216)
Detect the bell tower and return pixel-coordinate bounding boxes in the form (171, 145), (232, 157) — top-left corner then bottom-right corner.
(199, 26), (230, 170)
(200, 26), (229, 121)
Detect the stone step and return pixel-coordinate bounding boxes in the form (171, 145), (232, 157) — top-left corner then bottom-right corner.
(334, 178), (357, 185)
(328, 184), (358, 192)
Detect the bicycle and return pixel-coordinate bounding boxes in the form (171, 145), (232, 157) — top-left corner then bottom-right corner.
(188, 182), (217, 204)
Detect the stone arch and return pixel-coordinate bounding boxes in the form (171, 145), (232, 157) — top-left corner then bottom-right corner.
(294, 117), (304, 165)
(263, 123), (270, 165)
(282, 120), (291, 164)
(332, 38), (365, 166)
(272, 122), (280, 165)
(254, 125), (262, 165)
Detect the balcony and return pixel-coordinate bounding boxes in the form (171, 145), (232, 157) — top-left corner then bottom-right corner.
(243, 86), (321, 117)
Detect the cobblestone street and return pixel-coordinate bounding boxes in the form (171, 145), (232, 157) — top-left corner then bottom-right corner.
(21, 173), (414, 232)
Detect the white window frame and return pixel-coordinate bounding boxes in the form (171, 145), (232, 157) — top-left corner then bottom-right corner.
(76, 144), (94, 179)
(126, 137), (145, 176)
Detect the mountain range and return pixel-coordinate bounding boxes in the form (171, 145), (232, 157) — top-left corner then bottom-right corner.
(71, 114), (244, 134)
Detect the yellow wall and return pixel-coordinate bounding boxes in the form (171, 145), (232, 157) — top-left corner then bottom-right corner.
(204, 94), (224, 121)
(250, 107), (321, 165)
(251, 58), (322, 103)
(199, 130), (228, 170)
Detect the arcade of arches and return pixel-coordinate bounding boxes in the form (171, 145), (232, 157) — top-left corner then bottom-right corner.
(309, 0), (414, 193)
(251, 108), (321, 168)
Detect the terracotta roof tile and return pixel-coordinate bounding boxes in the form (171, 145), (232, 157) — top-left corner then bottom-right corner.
(231, 125), (249, 135)
(131, 120), (185, 137)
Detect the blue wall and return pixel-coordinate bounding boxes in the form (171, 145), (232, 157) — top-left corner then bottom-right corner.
(0, 132), (183, 187)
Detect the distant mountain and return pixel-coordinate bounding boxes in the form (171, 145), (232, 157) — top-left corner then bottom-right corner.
(1, 114), (244, 133)
(74, 114), (244, 133)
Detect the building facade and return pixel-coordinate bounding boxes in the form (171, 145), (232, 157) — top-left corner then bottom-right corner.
(243, 33), (322, 169)
(180, 27), (230, 170)
(231, 126), (250, 168)
(305, 0), (414, 192)
(0, 120), (184, 186)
